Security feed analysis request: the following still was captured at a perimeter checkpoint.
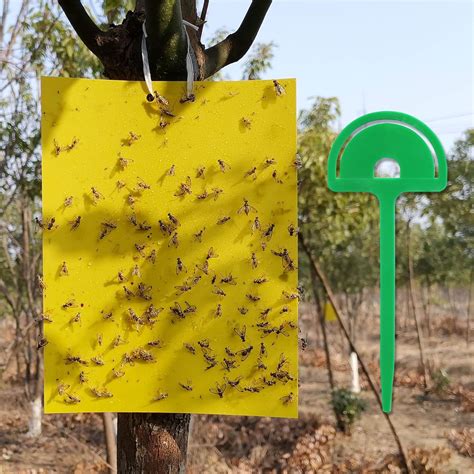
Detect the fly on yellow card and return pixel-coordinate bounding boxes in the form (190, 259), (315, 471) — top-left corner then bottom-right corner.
(41, 77), (298, 417)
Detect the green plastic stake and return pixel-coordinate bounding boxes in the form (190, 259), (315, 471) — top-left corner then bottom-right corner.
(327, 111), (447, 412)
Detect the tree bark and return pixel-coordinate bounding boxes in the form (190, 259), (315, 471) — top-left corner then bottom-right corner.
(103, 413), (118, 473)
(117, 414), (191, 473)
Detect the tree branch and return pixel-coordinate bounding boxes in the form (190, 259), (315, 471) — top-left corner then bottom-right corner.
(203, 0), (272, 78)
(144, 0), (188, 80)
(57, 0), (105, 58)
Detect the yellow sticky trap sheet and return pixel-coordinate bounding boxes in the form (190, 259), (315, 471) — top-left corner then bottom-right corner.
(42, 77), (298, 417)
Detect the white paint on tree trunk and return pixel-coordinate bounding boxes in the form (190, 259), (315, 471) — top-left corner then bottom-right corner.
(26, 396), (42, 437)
(350, 352), (361, 393)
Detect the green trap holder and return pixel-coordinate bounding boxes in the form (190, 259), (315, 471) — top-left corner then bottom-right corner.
(327, 111), (447, 412)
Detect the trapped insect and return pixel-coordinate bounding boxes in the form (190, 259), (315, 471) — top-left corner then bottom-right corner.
(91, 356), (104, 366)
(113, 335), (124, 347)
(123, 286), (135, 299)
(154, 392), (169, 401)
(193, 228), (205, 242)
(195, 260), (209, 275)
(206, 247), (218, 260)
(175, 176), (192, 196)
(62, 299), (76, 309)
(65, 355), (88, 365)
(176, 257), (187, 274)
(128, 307), (143, 326)
(168, 213), (180, 227)
(91, 187), (104, 204)
(282, 290), (299, 301)
(123, 131), (141, 146)
(91, 387), (113, 398)
(264, 157), (277, 166)
(118, 154), (133, 170)
(210, 382), (227, 398)
(222, 358), (238, 372)
(246, 293), (260, 302)
(224, 376), (242, 389)
(204, 353), (217, 370)
(37, 275), (46, 290)
(237, 345), (253, 360)
(134, 243), (146, 256)
(131, 264), (141, 278)
(253, 276), (268, 284)
(37, 337), (48, 349)
(69, 216), (81, 231)
(220, 274), (237, 285)
(211, 187), (223, 200)
(170, 301), (196, 319)
(251, 216), (261, 233)
(273, 80), (286, 96)
(147, 249), (157, 264)
(288, 224), (298, 236)
(217, 216), (230, 225)
(215, 304), (222, 317)
(196, 190), (208, 200)
(238, 198), (257, 216)
(59, 262), (69, 276)
(262, 223), (275, 240)
(217, 159), (231, 173)
(158, 220), (172, 236)
(241, 117), (252, 129)
(65, 393), (81, 404)
(213, 286), (226, 297)
(147, 339), (163, 348)
(169, 232), (179, 247)
(233, 324), (247, 342)
(99, 221), (117, 240)
(179, 381), (193, 391)
(196, 166), (206, 178)
(272, 170), (283, 184)
(250, 252), (259, 269)
(64, 196), (73, 207)
(183, 342), (196, 355)
(79, 371), (88, 384)
(244, 167), (257, 179)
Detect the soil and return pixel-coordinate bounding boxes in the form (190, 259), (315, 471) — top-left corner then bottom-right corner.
(0, 304), (472, 473)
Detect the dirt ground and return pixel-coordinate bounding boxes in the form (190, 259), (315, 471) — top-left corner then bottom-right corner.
(0, 304), (472, 473)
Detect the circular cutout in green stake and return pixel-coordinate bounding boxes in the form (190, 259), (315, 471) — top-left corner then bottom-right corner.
(327, 111), (447, 412)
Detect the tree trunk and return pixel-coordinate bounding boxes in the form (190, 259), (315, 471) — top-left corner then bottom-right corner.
(467, 270), (472, 345)
(56, 1), (272, 470)
(406, 222), (429, 392)
(350, 352), (361, 394)
(103, 413), (118, 473)
(117, 414), (191, 473)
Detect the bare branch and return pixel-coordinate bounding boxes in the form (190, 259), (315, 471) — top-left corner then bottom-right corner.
(198, 0), (209, 39)
(57, 0), (105, 58)
(203, 0), (272, 79)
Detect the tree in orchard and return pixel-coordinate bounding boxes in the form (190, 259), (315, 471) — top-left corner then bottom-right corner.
(54, 1), (273, 472)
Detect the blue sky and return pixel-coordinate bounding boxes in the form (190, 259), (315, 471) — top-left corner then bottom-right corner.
(201, 0), (473, 151)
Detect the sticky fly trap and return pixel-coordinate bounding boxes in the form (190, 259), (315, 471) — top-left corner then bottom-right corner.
(41, 77), (298, 417)
(327, 111), (447, 412)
